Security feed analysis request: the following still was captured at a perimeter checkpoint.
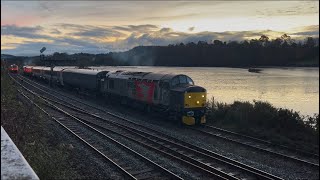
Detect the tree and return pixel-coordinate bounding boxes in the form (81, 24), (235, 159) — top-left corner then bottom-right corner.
(197, 41), (208, 47)
(259, 35), (269, 47)
(270, 38), (283, 48)
(213, 40), (223, 47)
(281, 34), (293, 46)
(227, 41), (240, 48)
(241, 40), (250, 48)
(186, 42), (196, 47)
(250, 39), (262, 48)
(305, 37), (316, 48)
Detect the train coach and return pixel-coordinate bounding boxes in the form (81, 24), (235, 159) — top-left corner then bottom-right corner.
(31, 66), (45, 79)
(42, 67), (64, 83)
(61, 68), (109, 92)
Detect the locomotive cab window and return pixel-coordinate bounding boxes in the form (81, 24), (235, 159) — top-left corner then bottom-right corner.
(171, 77), (179, 87)
(179, 76), (187, 84)
(171, 75), (194, 87)
(186, 76), (194, 85)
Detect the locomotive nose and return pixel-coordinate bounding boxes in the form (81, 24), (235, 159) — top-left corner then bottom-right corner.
(184, 86), (206, 108)
(181, 85), (207, 125)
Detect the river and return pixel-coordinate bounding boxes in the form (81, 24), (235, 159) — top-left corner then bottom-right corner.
(93, 66), (319, 116)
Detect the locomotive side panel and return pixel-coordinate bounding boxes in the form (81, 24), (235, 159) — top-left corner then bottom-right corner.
(131, 80), (156, 104)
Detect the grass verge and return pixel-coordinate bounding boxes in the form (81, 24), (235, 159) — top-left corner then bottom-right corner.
(1, 70), (79, 179)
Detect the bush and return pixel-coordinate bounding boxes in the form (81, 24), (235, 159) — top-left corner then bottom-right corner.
(206, 99), (319, 152)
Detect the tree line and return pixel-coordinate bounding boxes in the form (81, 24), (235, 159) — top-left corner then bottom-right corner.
(30, 35), (319, 67)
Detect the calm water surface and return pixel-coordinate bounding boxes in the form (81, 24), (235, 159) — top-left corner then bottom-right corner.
(93, 66), (319, 116)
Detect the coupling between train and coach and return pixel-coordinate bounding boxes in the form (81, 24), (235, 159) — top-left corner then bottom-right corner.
(22, 66), (207, 125)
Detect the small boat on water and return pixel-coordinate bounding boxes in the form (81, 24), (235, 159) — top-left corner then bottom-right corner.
(248, 68), (262, 73)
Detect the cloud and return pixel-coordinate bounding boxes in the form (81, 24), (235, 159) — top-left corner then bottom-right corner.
(70, 27), (125, 38)
(1, 23), (319, 56)
(141, 13), (199, 21)
(256, 1), (319, 17)
(1, 25), (55, 40)
(189, 27), (195, 31)
(159, 28), (173, 34)
(290, 25), (319, 37)
(50, 29), (62, 35)
(113, 24), (159, 33)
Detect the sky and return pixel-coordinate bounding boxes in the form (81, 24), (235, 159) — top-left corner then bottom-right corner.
(1, 1), (319, 56)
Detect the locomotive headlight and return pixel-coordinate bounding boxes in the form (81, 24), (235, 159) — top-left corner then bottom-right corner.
(202, 95), (205, 98)
(188, 95), (191, 98)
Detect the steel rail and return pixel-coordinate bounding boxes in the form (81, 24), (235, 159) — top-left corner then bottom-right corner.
(16, 89), (137, 180)
(187, 126), (319, 168)
(203, 125), (319, 158)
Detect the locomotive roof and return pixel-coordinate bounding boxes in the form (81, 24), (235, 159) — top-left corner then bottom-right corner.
(171, 85), (206, 92)
(140, 73), (167, 81)
(62, 68), (109, 75)
(107, 71), (194, 82)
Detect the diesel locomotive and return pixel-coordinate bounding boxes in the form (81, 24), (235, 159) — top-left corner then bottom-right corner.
(23, 66), (207, 125)
(8, 64), (19, 73)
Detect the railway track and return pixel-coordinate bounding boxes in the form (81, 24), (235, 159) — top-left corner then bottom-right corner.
(12, 74), (284, 180)
(17, 75), (319, 168)
(14, 75), (230, 179)
(14, 78), (183, 180)
(187, 125), (319, 168)
(202, 125), (319, 158)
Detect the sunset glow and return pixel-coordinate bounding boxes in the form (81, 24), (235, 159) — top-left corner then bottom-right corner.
(1, 1), (319, 55)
